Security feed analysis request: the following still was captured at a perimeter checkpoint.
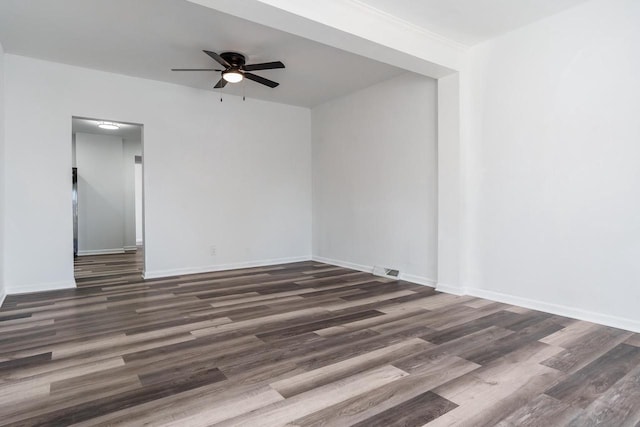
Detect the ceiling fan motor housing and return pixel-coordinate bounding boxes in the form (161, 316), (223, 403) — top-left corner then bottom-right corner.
(220, 52), (246, 68)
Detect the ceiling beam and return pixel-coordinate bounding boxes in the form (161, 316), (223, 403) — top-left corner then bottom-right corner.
(187, 0), (467, 78)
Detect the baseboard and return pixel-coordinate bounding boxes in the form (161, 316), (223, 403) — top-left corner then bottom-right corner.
(466, 287), (640, 334)
(78, 248), (125, 256)
(7, 280), (77, 295)
(312, 255), (436, 287)
(436, 282), (467, 296)
(143, 255), (312, 279)
(0, 289), (6, 309)
(401, 273), (436, 287)
(312, 256), (374, 275)
(123, 246), (138, 252)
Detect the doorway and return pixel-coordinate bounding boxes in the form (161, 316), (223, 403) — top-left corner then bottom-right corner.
(71, 117), (145, 281)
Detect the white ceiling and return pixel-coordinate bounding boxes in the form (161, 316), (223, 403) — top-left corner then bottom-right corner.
(0, 0), (406, 108)
(72, 117), (142, 140)
(356, 0), (591, 46)
(0, 0), (592, 107)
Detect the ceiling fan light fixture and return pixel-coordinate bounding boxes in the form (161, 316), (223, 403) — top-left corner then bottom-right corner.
(97, 121), (120, 130)
(173, 51), (283, 89)
(222, 69), (243, 83)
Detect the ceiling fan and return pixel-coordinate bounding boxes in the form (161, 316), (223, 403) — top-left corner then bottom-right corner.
(172, 50), (285, 89)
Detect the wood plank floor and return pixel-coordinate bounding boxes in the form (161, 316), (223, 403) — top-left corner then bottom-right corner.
(73, 249), (143, 283)
(1, 253), (639, 426)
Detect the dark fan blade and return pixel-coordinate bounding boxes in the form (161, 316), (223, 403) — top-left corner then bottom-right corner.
(203, 50), (230, 68)
(171, 68), (222, 71)
(244, 72), (279, 88)
(243, 61), (285, 71)
(214, 78), (228, 89)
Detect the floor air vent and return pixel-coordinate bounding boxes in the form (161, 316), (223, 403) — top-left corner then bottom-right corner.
(372, 266), (400, 280)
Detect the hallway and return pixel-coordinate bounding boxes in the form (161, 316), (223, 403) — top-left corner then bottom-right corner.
(74, 248), (143, 285)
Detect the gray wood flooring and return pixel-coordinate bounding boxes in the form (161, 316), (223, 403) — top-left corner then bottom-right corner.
(0, 252), (638, 426)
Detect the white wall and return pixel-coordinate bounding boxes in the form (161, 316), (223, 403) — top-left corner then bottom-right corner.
(464, 0), (640, 330)
(4, 54), (311, 292)
(75, 132), (125, 254)
(0, 42), (6, 305)
(436, 73), (463, 294)
(134, 162), (143, 245)
(123, 138), (142, 249)
(312, 73), (438, 284)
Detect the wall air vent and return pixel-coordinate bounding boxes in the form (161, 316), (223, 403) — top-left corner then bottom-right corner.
(372, 266), (400, 280)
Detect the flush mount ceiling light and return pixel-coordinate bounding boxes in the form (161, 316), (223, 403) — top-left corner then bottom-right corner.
(97, 121), (120, 130)
(222, 69), (243, 83)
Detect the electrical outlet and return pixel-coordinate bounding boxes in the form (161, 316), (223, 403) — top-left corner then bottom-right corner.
(210, 245), (217, 256)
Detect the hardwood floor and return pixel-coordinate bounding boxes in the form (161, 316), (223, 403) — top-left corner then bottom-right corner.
(73, 249), (143, 283)
(1, 253), (639, 426)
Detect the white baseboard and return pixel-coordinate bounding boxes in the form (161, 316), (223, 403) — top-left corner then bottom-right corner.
(78, 248), (125, 256)
(312, 256), (374, 275)
(0, 289), (6, 308)
(401, 273), (436, 287)
(311, 255), (436, 287)
(7, 280), (77, 295)
(436, 282), (467, 296)
(465, 287), (640, 334)
(143, 255), (312, 279)
(123, 246), (138, 251)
